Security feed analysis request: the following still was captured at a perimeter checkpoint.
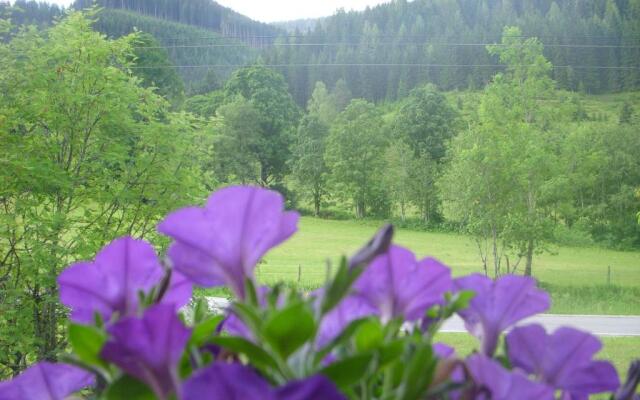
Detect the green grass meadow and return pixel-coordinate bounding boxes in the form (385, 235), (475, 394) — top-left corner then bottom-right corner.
(253, 217), (640, 315)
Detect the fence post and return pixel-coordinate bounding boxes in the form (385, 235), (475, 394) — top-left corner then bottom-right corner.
(607, 265), (611, 285)
(297, 264), (302, 284)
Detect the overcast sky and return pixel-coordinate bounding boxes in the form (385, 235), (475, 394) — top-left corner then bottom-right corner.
(38, 0), (392, 22)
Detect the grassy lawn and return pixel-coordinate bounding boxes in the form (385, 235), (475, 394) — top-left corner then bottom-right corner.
(253, 217), (640, 315)
(435, 333), (640, 393)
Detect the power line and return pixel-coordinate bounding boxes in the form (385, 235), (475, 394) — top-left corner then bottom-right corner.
(134, 42), (640, 50)
(150, 33), (640, 42)
(128, 63), (640, 70)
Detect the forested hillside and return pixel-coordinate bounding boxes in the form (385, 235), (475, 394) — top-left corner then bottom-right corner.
(0, 0), (63, 26)
(0, 2), (258, 94)
(73, 0), (282, 45)
(5, 0), (638, 103)
(92, 8), (257, 94)
(264, 0), (640, 104)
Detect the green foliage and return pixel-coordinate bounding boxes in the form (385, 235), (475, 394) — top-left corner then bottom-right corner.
(0, 11), (205, 377)
(184, 90), (225, 119)
(325, 100), (387, 218)
(131, 32), (185, 107)
(393, 84), (459, 161)
(290, 82), (335, 216)
(223, 65), (300, 186)
(211, 96), (262, 184)
(440, 26), (561, 276)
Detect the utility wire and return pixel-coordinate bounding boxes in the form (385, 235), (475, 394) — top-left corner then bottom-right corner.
(149, 33), (640, 42)
(134, 42), (640, 50)
(128, 63), (640, 70)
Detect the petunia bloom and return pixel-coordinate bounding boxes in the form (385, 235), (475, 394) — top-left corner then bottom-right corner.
(276, 375), (347, 400)
(0, 362), (93, 400)
(453, 274), (549, 356)
(506, 324), (620, 399)
(58, 236), (192, 324)
(316, 295), (375, 348)
(183, 362), (346, 400)
(466, 354), (554, 400)
(351, 245), (452, 323)
(100, 304), (191, 400)
(158, 186), (299, 299)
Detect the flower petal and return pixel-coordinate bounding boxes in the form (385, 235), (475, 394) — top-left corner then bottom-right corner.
(101, 304), (190, 399)
(507, 324), (619, 396)
(317, 296), (375, 348)
(561, 360), (620, 396)
(0, 362), (93, 400)
(353, 245), (451, 322)
(58, 237), (170, 324)
(276, 375), (346, 400)
(159, 186), (299, 298)
(455, 274), (550, 356)
(183, 362), (274, 400)
(466, 354), (554, 400)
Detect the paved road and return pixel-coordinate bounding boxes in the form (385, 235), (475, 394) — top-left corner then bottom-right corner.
(441, 314), (640, 336)
(205, 297), (640, 336)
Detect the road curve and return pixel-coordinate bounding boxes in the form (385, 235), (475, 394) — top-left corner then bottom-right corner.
(205, 297), (640, 336)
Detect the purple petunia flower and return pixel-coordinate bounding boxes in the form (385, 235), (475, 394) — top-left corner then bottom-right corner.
(183, 362), (346, 400)
(316, 295), (375, 348)
(276, 374), (347, 400)
(351, 245), (452, 323)
(506, 324), (620, 399)
(466, 354), (554, 400)
(58, 236), (192, 324)
(100, 304), (191, 400)
(0, 362), (93, 400)
(158, 186), (299, 299)
(183, 362), (272, 399)
(433, 343), (456, 359)
(453, 274), (550, 356)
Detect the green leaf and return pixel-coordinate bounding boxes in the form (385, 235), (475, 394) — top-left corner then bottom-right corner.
(378, 339), (404, 367)
(68, 323), (107, 368)
(210, 336), (279, 373)
(399, 344), (437, 400)
(320, 257), (350, 315)
(230, 302), (262, 334)
(105, 375), (155, 400)
(320, 353), (374, 389)
(244, 277), (259, 308)
(354, 319), (384, 352)
(192, 297), (210, 324)
(450, 290), (475, 313)
(262, 302), (315, 359)
(189, 315), (224, 347)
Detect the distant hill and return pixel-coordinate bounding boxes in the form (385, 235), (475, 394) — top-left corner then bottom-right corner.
(0, 1), (260, 94)
(263, 0), (640, 104)
(92, 8), (258, 94)
(4, 0), (639, 105)
(0, 0), (64, 27)
(73, 0), (283, 46)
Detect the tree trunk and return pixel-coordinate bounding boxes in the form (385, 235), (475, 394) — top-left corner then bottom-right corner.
(524, 239), (534, 276)
(314, 194), (320, 217)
